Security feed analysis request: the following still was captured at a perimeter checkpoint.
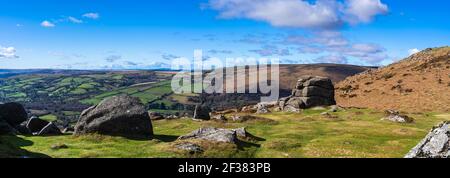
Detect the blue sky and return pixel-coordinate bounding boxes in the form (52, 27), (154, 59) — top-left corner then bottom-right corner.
(0, 0), (449, 69)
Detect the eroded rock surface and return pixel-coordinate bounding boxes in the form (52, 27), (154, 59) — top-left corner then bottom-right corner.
(279, 76), (336, 111)
(74, 95), (153, 138)
(178, 127), (238, 144)
(405, 121), (450, 158)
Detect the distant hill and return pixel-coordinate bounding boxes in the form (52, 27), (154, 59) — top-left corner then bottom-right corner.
(336, 46), (450, 113)
(200, 64), (371, 110)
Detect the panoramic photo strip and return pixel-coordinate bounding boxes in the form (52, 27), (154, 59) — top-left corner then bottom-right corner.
(1, 0), (449, 176)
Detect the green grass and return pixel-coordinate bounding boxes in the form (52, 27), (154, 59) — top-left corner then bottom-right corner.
(40, 114), (58, 122)
(1, 108), (448, 158)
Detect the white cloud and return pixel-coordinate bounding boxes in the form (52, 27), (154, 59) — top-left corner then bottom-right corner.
(0, 46), (19, 59)
(344, 0), (388, 24)
(41, 20), (55, 27)
(68, 16), (83, 24)
(206, 0), (388, 29)
(83, 13), (100, 19)
(408, 48), (420, 55)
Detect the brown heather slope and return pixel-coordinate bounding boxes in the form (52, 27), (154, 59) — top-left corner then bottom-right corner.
(336, 46), (450, 113)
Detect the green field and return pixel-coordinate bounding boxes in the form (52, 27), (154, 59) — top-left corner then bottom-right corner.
(80, 80), (174, 105)
(40, 114), (58, 122)
(1, 108), (448, 158)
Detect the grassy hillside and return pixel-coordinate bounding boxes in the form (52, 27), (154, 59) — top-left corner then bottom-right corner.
(1, 108), (448, 158)
(336, 47), (450, 113)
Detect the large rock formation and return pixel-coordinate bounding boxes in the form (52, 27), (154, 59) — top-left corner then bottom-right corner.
(74, 95), (153, 138)
(279, 76), (336, 111)
(405, 121), (450, 158)
(0, 102), (28, 127)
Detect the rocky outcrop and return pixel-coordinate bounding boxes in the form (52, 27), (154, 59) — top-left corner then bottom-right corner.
(0, 102), (28, 127)
(27, 116), (49, 133)
(74, 95), (153, 138)
(382, 110), (414, 123)
(178, 127), (238, 144)
(405, 121), (450, 158)
(25, 116), (62, 136)
(37, 122), (62, 136)
(279, 76), (336, 112)
(193, 105), (211, 120)
(149, 112), (164, 120)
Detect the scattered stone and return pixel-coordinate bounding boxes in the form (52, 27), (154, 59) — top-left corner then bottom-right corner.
(321, 112), (339, 119)
(329, 105), (340, 112)
(51, 143), (69, 150)
(241, 106), (257, 113)
(193, 105), (212, 120)
(149, 112), (165, 120)
(0, 102), (28, 127)
(279, 76), (336, 112)
(74, 95), (153, 138)
(37, 122), (62, 136)
(405, 121), (450, 158)
(166, 115), (179, 120)
(178, 127), (238, 144)
(255, 101), (277, 114)
(211, 114), (227, 122)
(175, 142), (204, 154)
(63, 127), (75, 134)
(382, 110), (414, 123)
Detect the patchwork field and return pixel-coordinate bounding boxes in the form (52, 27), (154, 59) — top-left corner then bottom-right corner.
(1, 108), (448, 158)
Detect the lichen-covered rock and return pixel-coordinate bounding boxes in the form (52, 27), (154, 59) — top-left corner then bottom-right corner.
(255, 101), (277, 114)
(279, 76), (336, 111)
(382, 110), (414, 123)
(178, 127), (238, 143)
(74, 95), (153, 138)
(405, 121), (450, 158)
(211, 114), (227, 122)
(175, 142), (204, 154)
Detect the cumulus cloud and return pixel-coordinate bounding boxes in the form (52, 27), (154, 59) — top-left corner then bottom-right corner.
(83, 13), (100, 19)
(206, 0), (388, 29)
(408, 48), (420, 55)
(344, 0), (388, 24)
(41, 20), (55, 27)
(282, 32), (388, 65)
(0, 46), (19, 59)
